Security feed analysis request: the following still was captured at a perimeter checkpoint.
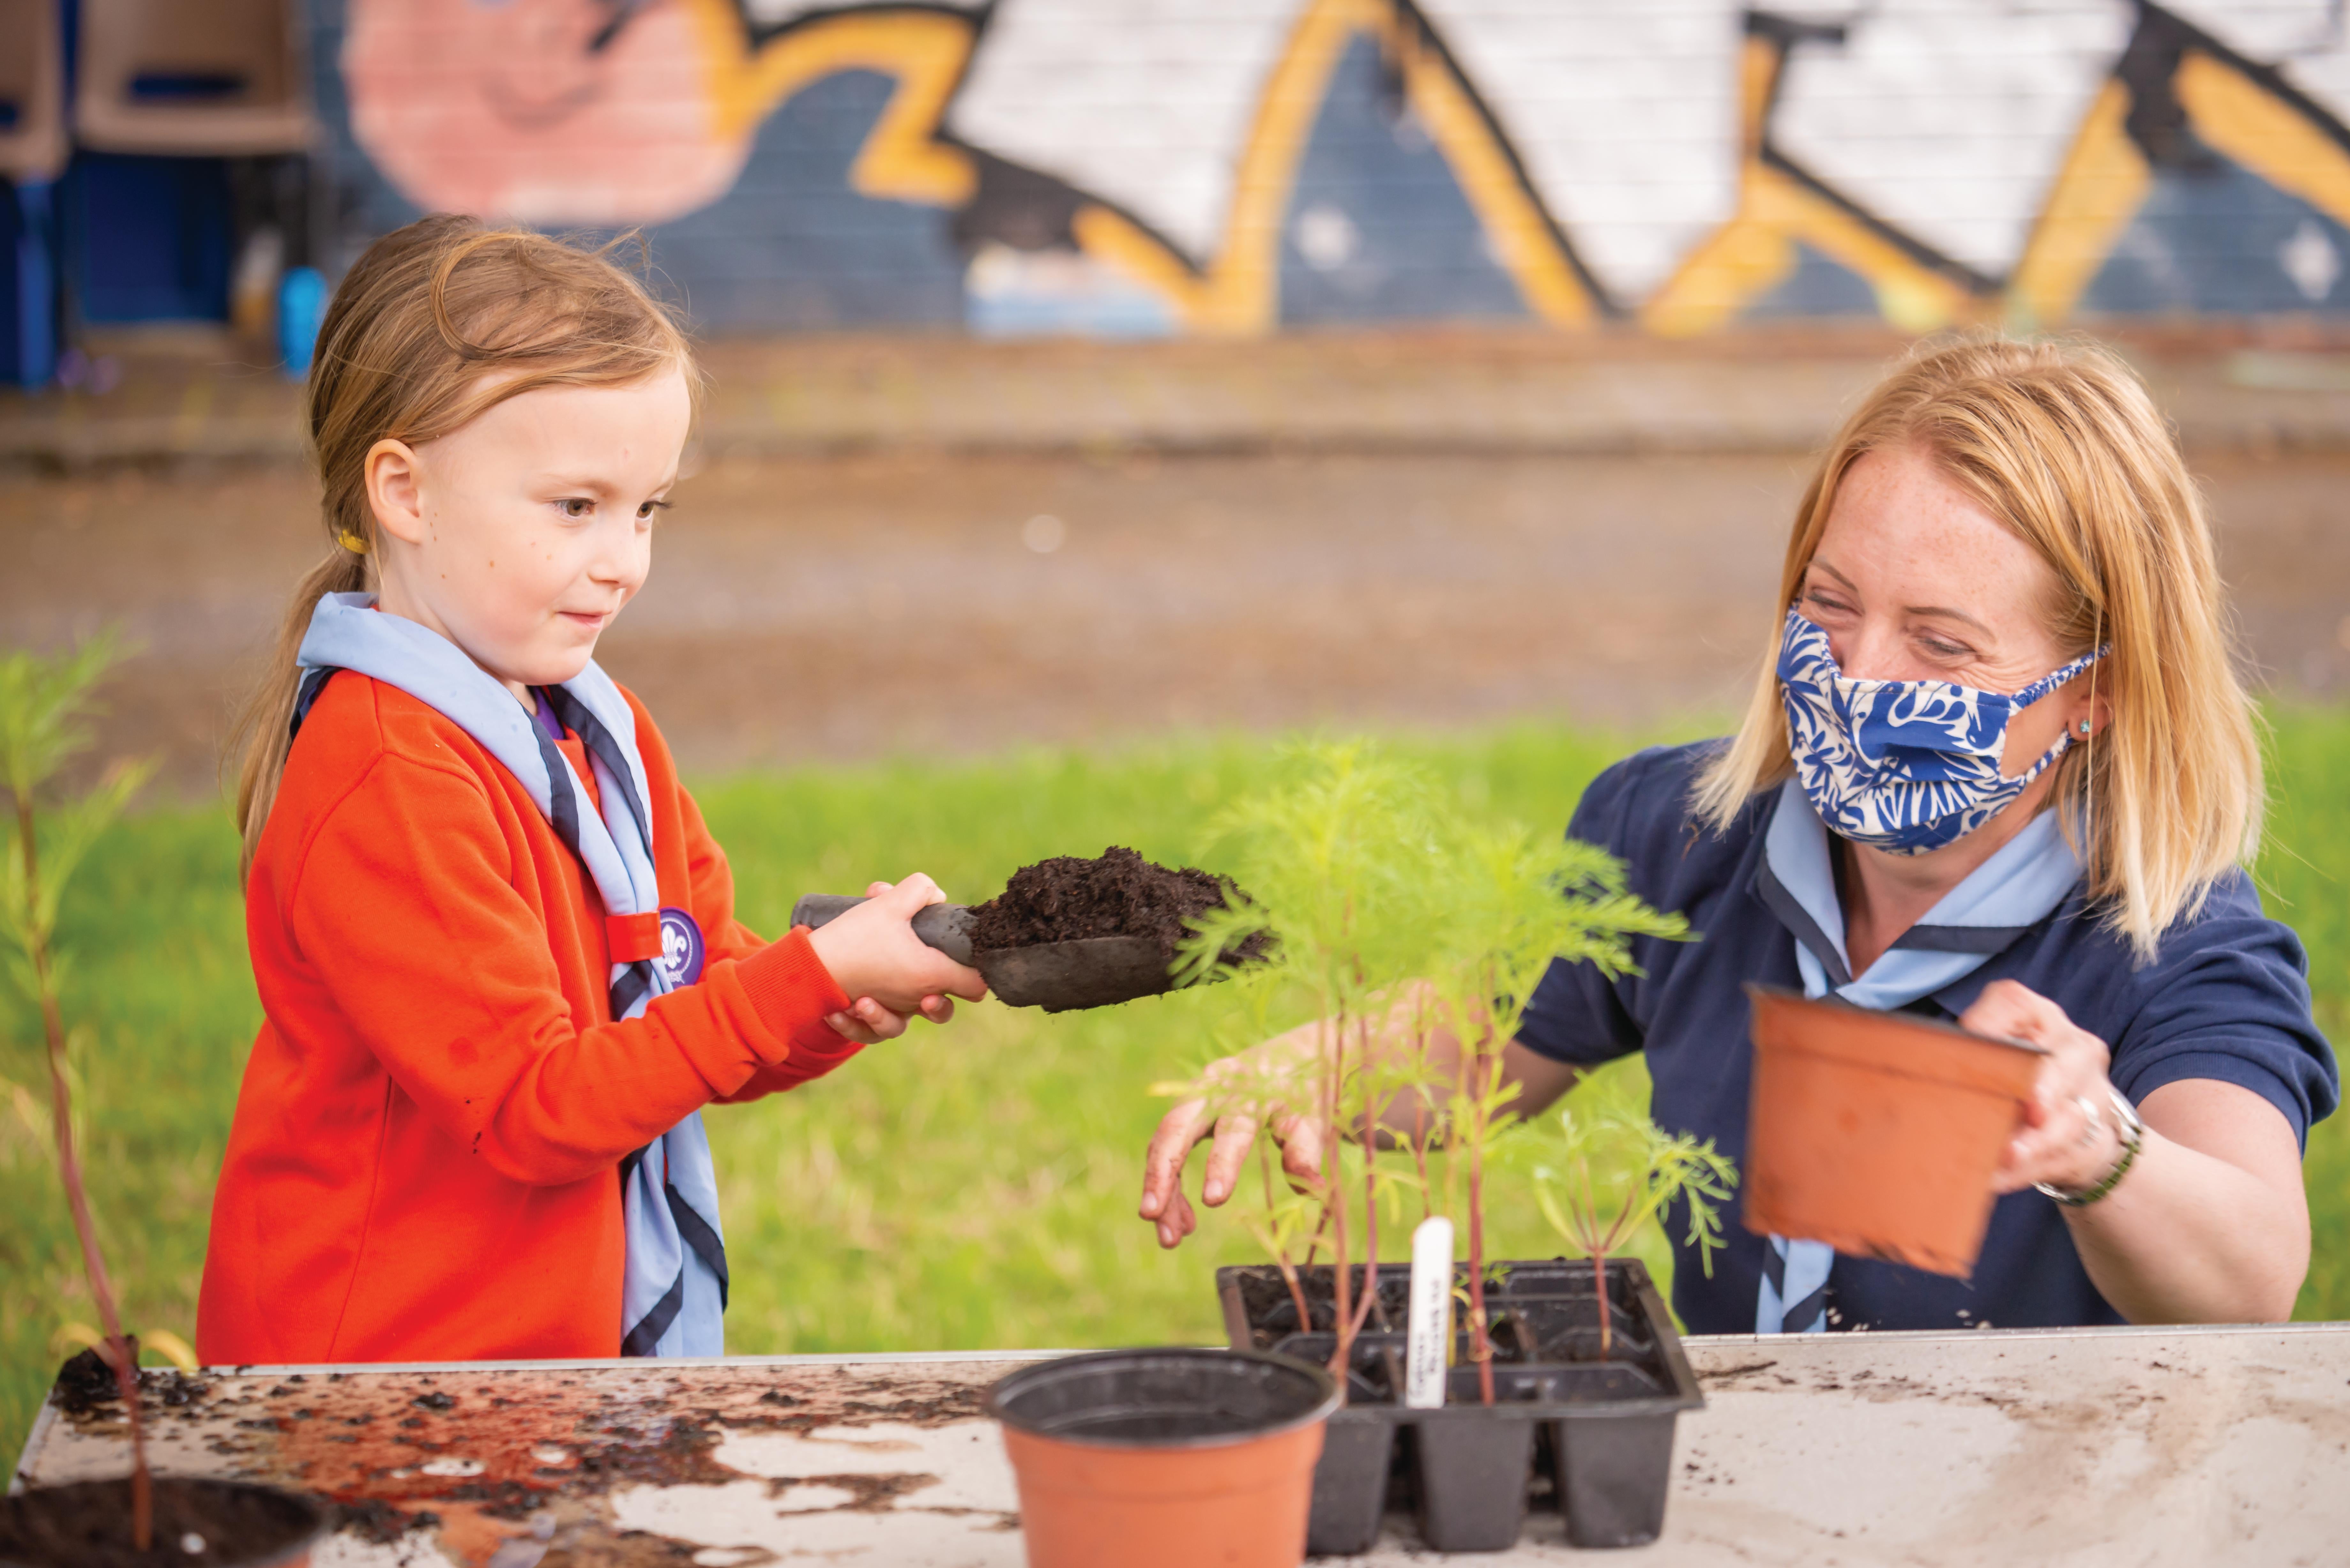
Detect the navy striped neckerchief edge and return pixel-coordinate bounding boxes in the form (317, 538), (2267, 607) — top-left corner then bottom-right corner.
(288, 592), (728, 1357)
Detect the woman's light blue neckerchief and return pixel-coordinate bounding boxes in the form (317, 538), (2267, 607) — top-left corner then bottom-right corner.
(292, 592), (727, 1357)
(1749, 780), (2082, 1334)
(1778, 609), (2106, 856)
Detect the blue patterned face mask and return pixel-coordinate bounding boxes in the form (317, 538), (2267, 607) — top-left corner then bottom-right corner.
(1777, 609), (2106, 856)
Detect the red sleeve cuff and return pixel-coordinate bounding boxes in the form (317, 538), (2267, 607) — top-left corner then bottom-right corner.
(735, 926), (857, 1067)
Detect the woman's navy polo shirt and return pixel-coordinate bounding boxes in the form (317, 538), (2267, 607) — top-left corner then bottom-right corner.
(1515, 741), (2340, 1334)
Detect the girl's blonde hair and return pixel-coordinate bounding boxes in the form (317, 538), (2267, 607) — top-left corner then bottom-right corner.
(229, 214), (695, 879)
(1692, 335), (2261, 960)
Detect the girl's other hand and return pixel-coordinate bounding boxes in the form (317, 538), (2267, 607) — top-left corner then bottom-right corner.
(805, 875), (987, 1030)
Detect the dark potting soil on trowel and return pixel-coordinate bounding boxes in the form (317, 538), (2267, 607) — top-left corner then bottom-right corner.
(964, 846), (1248, 965)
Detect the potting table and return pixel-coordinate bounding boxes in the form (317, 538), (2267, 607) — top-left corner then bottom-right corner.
(11, 1324), (2347, 1565)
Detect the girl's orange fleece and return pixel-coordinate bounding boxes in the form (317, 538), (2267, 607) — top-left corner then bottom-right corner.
(197, 673), (854, 1365)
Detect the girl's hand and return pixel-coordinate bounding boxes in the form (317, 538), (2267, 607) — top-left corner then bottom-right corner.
(1139, 1024), (1330, 1250)
(1961, 979), (2126, 1196)
(822, 992), (960, 1045)
(805, 876), (987, 1032)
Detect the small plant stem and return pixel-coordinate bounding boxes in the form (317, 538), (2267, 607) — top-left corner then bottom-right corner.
(1347, 1015), (1386, 1338)
(1327, 1010), (1353, 1381)
(1349, 1151), (1382, 1339)
(1300, 1204), (1333, 1273)
(1575, 1152), (1615, 1360)
(1467, 1145), (1494, 1406)
(1273, 1248), (1314, 1349)
(1410, 1092), (1433, 1224)
(1593, 1246), (1612, 1361)
(1261, 1148), (1314, 1339)
(18, 798), (150, 1549)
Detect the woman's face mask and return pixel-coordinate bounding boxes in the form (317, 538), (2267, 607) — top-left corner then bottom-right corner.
(1777, 609), (2107, 855)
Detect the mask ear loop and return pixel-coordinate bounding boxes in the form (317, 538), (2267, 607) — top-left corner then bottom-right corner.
(2081, 599), (2102, 886)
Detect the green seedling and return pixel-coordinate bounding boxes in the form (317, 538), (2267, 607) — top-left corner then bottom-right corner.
(1169, 742), (1684, 1402)
(1, 633), (156, 1548)
(1524, 1105), (1737, 1358)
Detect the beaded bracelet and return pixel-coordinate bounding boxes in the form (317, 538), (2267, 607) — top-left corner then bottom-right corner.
(2035, 1087), (2145, 1208)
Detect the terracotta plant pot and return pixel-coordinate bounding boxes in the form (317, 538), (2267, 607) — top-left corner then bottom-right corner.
(1744, 984), (2045, 1276)
(986, 1347), (1339, 1568)
(0, 1477), (326, 1568)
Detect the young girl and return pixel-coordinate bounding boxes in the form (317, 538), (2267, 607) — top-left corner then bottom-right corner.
(196, 216), (984, 1365)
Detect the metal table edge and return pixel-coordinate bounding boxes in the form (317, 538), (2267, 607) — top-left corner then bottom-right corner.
(1678, 1321), (2350, 1348)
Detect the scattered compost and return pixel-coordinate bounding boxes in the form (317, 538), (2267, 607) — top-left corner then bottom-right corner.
(965, 847), (1255, 965)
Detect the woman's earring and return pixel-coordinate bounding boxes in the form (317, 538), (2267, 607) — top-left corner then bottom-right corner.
(2079, 719), (2092, 736)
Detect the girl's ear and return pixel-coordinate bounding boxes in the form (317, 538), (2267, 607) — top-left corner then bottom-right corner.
(365, 438), (427, 546)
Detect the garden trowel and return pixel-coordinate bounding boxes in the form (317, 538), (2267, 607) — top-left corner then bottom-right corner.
(789, 894), (1173, 1013)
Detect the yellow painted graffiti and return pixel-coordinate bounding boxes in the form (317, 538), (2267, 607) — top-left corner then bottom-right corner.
(2007, 80), (2148, 329)
(1644, 161), (1979, 337)
(1077, 0), (1604, 334)
(655, 3), (2350, 335)
(681, 0), (978, 207)
(1641, 33), (1980, 337)
(2176, 49), (2350, 235)
(1073, 0), (1365, 335)
(1381, 10), (1597, 328)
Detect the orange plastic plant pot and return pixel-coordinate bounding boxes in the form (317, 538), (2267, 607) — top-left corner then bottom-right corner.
(987, 1348), (1338, 1568)
(1743, 984), (2044, 1278)
(1002, 1420), (1327, 1568)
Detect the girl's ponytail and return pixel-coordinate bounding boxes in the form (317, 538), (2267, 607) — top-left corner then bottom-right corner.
(227, 214), (695, 880)
(231, 547), (369, 879)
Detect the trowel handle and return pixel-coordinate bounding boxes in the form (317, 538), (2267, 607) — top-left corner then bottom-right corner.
(790, 894), (976, 967)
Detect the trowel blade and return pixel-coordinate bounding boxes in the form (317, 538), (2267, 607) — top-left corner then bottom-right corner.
(977, 936), (1175, 1013)
(789, 893), (1178, 1012)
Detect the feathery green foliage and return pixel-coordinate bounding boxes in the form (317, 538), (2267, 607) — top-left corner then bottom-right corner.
(1, 631), (158, 1541)
(1518, 1104), (1738, 1356)
(1168, 741), (1687, 1396)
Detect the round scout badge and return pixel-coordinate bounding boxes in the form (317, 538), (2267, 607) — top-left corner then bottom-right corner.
(658, 907), (705, 986)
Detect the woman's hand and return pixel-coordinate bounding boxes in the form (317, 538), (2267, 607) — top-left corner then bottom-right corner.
(1961, 979), (2126, 1196)
(1138, 1022), (1331, 1250)
(806, 877), (987, 1043)
(1960, 980), (2309, 1322)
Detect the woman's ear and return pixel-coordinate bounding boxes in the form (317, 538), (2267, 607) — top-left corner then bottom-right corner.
(2068, 683), (2114, 740)
(365, 439), (427, 547)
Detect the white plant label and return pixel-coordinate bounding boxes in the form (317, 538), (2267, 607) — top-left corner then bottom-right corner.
(1406, 1215), (1454, 1409)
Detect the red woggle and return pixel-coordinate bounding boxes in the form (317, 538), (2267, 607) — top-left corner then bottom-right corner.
(606, 912), (663, 963)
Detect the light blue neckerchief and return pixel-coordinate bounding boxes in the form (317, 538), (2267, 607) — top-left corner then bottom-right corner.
(1751, 780), (2082, 1333)
(296, 592), (726, 1357)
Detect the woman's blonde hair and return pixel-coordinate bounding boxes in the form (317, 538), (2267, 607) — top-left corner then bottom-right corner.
(1692, 335), (2261, 960)
(229, 215), (695, 879)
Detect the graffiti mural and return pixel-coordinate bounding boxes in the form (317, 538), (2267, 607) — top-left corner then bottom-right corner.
(307, 0), (2350, 334)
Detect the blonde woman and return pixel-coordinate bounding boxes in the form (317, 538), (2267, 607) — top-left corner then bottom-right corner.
(1141, 338), (2338, 1333)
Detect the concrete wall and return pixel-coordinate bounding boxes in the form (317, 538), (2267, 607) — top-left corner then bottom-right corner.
(310, 0), (2350, 335)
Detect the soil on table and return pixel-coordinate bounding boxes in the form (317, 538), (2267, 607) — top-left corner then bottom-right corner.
(0, 1477), (319, 1568)
(964, 846), (1250, 964)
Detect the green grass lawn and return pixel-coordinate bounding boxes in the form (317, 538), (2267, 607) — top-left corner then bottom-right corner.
(6, 715), (2350, 1465)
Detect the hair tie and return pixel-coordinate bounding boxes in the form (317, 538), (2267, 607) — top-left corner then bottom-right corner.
(337, 530), (370, 555)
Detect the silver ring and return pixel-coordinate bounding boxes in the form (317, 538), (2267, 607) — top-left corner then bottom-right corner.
(2072, 1093), (2104, 1146)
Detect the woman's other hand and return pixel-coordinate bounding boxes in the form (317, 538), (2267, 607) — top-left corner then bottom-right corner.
(806, 877), (987, 1042)
(1963, 979), (2124, 1195)
(1138, 1021), (1330, 1250)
